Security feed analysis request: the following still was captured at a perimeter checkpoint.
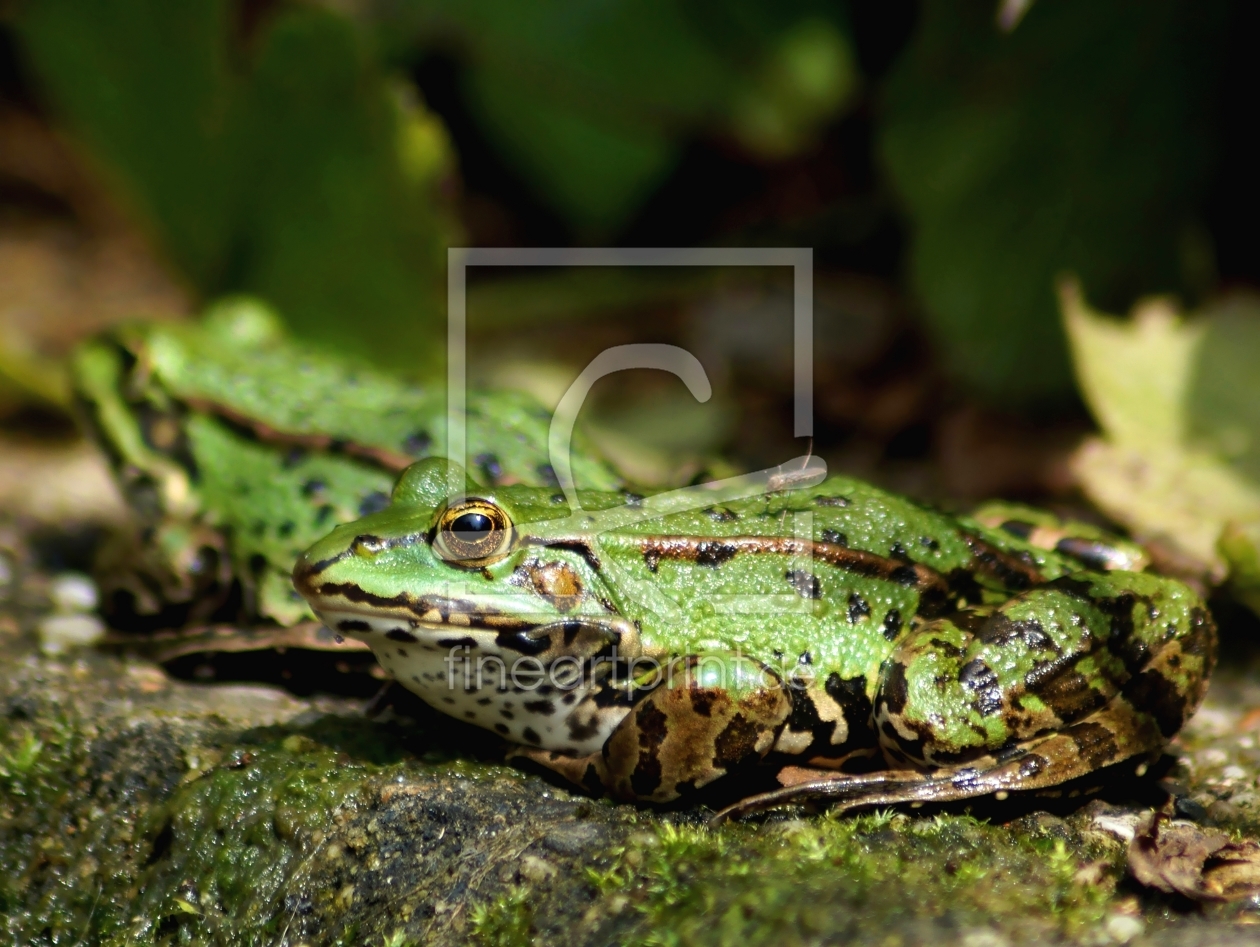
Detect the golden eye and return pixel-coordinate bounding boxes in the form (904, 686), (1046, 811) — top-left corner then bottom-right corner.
(433, 499), (514, 565)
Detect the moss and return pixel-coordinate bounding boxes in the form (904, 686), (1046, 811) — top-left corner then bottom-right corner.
(1, 710), (377, 945)
(470, 886), (536, 947)
(574, 811), (1126, 947)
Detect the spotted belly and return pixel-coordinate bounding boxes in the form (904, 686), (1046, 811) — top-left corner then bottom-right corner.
(315, 607), (634, 754)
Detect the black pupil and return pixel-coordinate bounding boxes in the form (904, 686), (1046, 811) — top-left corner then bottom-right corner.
(450, 511), (494, 543)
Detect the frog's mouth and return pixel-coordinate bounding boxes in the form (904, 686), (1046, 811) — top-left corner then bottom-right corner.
(293, 565), (638, 659)
(296, 573), (545, 636)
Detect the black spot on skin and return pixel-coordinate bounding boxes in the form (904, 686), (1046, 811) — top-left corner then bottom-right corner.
(437, 635), (478, 649)
(964, 534), (1041, 590)
(644, 549), (661, 573)
(879, 662), (910, 716)
(889, 566), (921, 588)
(500, 709), (514, 720)
(945, 568), (985, 605)
(815, 495), (851, 508)
(696, 542), (738, 568)
(713, 714), (761, 768)
(386, 628), (419, 643)
(403, 430), (432, 455)
(477, 697), (492, 706)
(338, 619), (371, 633)
(689, 690), (716, 717)
(522, 727), (542, 745)
(315, 504), (335, 526)
(1034, 668), (1106, 721)
(1061, 720), (1120, 768)
(958, 659), (1003, 717)
(358, 491), (390, 516)
(537, 463), (559, 486)
(628, 703), (668, 797)
(926, 637), (964, 659)
(890, 542), (910, 561)
(785, 569), (821, 599)
(550, 494), (566, 504)
(494, 628), (549, 656)
(705, 506), (739, 522)
(561, 693), (577, 705)
(979, 616), (1055, 652)
(397, 648), (408, 656)
(474, 452), (503, 482)
(494, 723), (510, 735)
(1124, 668), (1190, 737)
(441, 696), (455, 704)
(821, 529), (848, 547)
(882, 609), (902, 641)
(278, 521), (295, 539)
(523, 699), (556, 716)
(301, 478), (326, 498)
(566, 714), (602, 743)
(825, 673), (873, 736)
(282, 447), (306, 468)
(919, 536), (940, 551)
(847, 593), (871, 623)
(465, 711), (476, 719)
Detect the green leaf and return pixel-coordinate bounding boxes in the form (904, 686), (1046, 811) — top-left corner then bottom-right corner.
(1062, 281), (1260, 611)
(368, 0), (856, 233)
(15, 0), (453, 370)
(881, 0), (1228, 402)
(464, 65), (679, 236)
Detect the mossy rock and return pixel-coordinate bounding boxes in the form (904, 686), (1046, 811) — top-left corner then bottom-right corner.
(7, 537), (1260, 946)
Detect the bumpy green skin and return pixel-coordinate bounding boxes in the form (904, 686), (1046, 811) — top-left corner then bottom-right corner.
(295, 458), (1217, 811)
(70, 302), (623, 628)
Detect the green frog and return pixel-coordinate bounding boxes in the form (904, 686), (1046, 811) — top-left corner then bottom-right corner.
(71, 300), (623, 634)
(292, 455), (1216, 818)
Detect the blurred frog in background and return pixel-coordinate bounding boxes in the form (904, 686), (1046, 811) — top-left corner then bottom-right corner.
(71, 300), (625, 632)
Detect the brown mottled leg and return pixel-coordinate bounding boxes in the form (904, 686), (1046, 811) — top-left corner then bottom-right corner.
(712, 602), (1215, 826)
(710, 689), (1166, 824)
(513, 655), (792, 804)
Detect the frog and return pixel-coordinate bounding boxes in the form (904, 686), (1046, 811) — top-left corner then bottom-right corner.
(70, 299), (624, 637)
(292, 455), (1216, 819)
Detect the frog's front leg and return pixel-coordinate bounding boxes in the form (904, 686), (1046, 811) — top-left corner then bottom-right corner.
(715, 571), (1216, 822)
(516, 653), (792, 803)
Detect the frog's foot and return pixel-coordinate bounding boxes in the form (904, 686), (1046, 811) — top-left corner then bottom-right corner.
(710, 690), (1164, 825)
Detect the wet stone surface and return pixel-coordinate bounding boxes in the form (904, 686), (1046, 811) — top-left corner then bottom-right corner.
(8, 522), (1260, 946)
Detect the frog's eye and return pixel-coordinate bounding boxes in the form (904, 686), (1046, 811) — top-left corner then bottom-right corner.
(433, 499), (514, 566)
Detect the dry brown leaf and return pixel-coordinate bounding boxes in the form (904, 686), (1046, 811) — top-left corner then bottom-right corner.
(1127, 810), (1260, 901)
